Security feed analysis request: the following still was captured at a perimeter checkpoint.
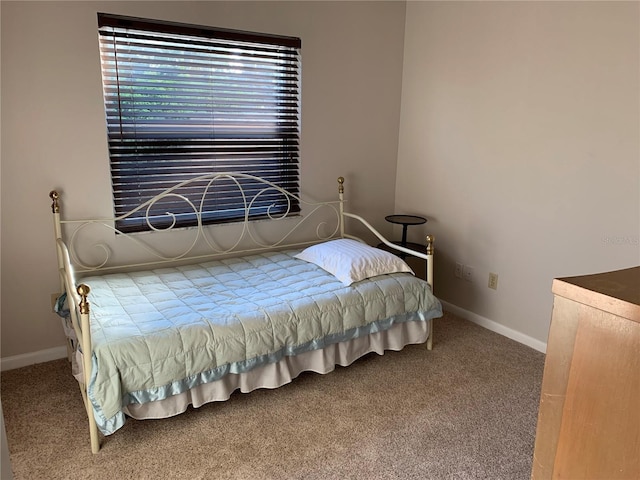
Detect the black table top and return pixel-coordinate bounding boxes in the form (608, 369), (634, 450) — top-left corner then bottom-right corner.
(385, 214), (427, 226)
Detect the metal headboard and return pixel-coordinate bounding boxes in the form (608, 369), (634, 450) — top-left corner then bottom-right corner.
(50, 173), (345, 274)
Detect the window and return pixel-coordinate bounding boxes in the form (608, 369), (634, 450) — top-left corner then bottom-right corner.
(97, 13), (301, 233)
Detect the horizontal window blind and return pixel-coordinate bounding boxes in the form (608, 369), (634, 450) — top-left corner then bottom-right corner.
(97, 13), (301, 233)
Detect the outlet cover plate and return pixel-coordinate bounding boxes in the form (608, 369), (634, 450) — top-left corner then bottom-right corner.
(455, 263), (464, 279)
(463, 265), (474, 282)
(488, 273), (498, 290)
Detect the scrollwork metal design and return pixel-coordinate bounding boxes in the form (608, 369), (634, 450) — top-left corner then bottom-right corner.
(59, 173), (341, 272)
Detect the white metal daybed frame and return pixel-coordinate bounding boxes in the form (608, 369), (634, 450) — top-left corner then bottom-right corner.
(49, 174), (435, 453)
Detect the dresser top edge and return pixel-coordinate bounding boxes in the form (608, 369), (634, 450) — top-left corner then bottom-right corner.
(552, 266), (640, 322)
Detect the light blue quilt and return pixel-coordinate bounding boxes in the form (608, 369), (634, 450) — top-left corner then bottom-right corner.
(79, 249), (443, 435)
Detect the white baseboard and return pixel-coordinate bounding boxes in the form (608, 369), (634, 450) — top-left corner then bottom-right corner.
(1, 346), (68, 372)
(440, 300), (547, 353)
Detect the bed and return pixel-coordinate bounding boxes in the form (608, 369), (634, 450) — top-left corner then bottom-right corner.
(50, 174), (442, 453)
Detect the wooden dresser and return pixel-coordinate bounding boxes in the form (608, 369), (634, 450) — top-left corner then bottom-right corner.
(531, 267), (640, 480)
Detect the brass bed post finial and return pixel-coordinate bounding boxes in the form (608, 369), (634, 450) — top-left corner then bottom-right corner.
(337, 177), (345, 238)
(77, 284), (91, 314)
(426, 235), (434, 255)
(49, 191), (60, 213)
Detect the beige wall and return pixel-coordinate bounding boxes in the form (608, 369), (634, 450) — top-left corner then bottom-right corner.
(1, 1), (406, 359)
(397, 1), (640, 345)
(3, 0), (638, 362)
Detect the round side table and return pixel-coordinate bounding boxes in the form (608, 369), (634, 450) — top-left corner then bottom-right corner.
(377, 214), (429, 279)
(385, 214), (427, 247)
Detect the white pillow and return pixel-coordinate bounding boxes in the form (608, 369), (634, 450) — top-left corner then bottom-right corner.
(294, 238), (414, 286)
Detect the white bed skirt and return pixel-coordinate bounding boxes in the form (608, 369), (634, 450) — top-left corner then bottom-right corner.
(121, 320), (429, 421)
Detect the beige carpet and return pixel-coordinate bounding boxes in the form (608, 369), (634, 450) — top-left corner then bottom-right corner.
(1, 312), (545, 480)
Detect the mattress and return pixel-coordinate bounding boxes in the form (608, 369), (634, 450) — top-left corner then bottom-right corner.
(77, 249), (443, 435)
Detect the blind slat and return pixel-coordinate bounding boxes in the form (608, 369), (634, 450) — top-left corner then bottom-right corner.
(98, 13), (301, 233)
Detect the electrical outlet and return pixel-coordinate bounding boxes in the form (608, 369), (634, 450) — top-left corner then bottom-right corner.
(455, 263), (463, 279)
(488, 272), (499, 290)
(463, 265), (474, 282)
